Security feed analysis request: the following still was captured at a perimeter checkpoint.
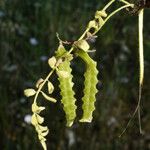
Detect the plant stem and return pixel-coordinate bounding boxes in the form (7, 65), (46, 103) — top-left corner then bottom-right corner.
(119, 0), (131, 5)
(103, 0), (116, 11)
(138, 8), (144, 134)
(119, 9), (144, 137)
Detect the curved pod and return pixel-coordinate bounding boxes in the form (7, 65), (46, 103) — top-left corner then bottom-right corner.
(57, 51), (77, 127)
(77, 50), (98, 122)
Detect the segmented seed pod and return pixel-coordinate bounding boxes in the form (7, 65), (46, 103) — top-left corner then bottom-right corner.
(77, 50), (98, 123)
(56, 45), (77, 127)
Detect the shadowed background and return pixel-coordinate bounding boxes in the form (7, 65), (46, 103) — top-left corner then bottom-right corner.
(0, 0), (150, 149)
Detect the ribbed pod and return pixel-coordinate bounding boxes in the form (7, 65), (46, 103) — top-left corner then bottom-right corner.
(77, 50), (98, 122)
(57, 54), (77, 127)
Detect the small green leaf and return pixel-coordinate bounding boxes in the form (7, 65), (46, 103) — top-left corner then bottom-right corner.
(48, 56), (56, 68)
(36, 78), (44, 88)
(36, 114), (44, 124)
(95, 10), (107, 18)
(38, 135), (46, 142)
(88, 20), (98, 30)
(41, 91), (57, 103)
(31, 114), (38, 125)
(74, 40), (90, 52)
(32, 103), (45, 114)
(47, 81), (54, 94)
(41, 130), (49, 137)
(24, 89), (36, 97)
(38, 125), (48, 132)
(55, 43), (66, 57)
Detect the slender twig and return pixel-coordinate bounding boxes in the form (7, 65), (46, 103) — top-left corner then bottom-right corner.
(119, 0), (131, 5)
(103, 0), (116, 11)
(138, 8), (144, 134)
(119, 9), (144, 137)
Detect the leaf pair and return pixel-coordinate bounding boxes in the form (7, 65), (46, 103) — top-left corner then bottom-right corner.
(24, 80), (56, 103)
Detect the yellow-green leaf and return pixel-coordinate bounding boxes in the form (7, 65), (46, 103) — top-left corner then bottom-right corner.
(38, 125), (48, 132)
(38, 135), (46, 141)
(74, 40), (90, 52)
(47, 81), (54, 94)
(41, 91), (57, 103)
(95, 10), (107, 18)
(41, 130), (49, 137)
(88, 20), (97, 29)
(36, 114), (44, 124)
(48, 56), (56, 68)
(24, 89), (36, 97)
(55, 43), (66, 57)
(31, 114), (38, 125)
(32, 103), (45, 113)
(36, 78), (44, 88)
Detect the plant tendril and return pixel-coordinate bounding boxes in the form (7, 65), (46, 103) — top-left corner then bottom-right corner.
(119, 8), (144, 137)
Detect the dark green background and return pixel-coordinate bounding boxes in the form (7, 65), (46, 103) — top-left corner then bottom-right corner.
(0, 0), (150, 149)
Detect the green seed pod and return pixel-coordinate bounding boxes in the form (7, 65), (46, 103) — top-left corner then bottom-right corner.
(77, 50), (98, 123)
(56, 45), (77, 127)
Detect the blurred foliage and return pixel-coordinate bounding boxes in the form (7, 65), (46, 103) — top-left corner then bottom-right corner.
(0, 0), (150, 149)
